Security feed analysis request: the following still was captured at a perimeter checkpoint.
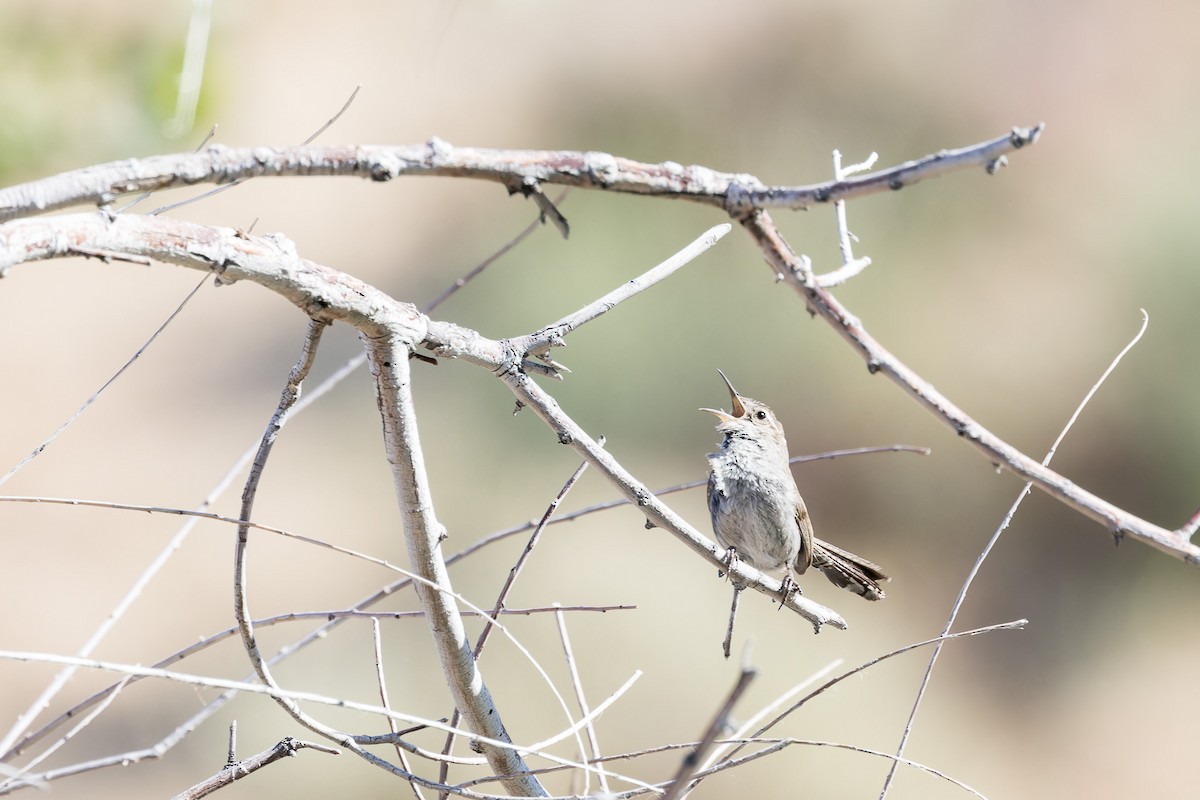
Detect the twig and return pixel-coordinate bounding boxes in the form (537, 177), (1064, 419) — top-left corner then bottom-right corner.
(169, 737), (339, 800)
(553, 606), (609, 797)
(476, 445), (929, 537)
(690, 658), (842, 788)
(0, 676), (130, 793)
(0, 274), (205, 488)
(0, 650), (646, 796)
(424, 189), (571, 313)
(727, 125), (1042, 215)
(0, 276), (209, 760)
(151, 85), (364, 217)
(373, 618), (424, 800)
(233, 319), (327, 702)
(815, 149), (876, 287)
(696, 619), (1027, 788)
(512, 224), (731, 377)
(659, 666), (756, 800)
(877, 310), (1150, 799)
(302, 84), (362, 145)
(439, 456), (593, 793)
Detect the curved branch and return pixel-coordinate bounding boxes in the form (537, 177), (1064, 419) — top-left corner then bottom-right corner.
(739, 211), (1200, 566)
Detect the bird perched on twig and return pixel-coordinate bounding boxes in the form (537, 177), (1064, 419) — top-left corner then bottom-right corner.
(701, 369), (888, 603)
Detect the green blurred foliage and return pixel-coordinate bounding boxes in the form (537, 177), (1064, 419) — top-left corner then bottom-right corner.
(0, 6), (212, 181)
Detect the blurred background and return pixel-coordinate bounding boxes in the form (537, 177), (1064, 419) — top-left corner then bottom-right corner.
(1, 1), (1198, 798)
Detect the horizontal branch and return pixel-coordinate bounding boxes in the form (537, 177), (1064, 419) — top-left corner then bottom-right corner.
(0, 126), (1042, 223)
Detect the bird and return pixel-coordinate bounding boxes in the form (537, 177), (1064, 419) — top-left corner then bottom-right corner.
(701, 369), (888, 602)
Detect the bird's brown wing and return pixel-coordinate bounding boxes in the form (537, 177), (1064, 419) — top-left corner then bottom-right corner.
(793, 502), (815, 573)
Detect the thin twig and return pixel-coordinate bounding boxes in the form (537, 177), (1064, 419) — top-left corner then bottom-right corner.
(0, 650), (647, 797)
(233, 319), (327, 699)
(373, 618), (424, 800)
(424, 189), (571, 313)
(690, 658), (842, 789)
(0, 274), (206, 487)
(553, 606), (609, 797)
(878, 310), (1150, 799)
(151, 85), (364, 217)
(439, 456), (593, 792)
(169, 737), (339, 800)
(302, 84), (362, 145)
(0, 676), (130, 793)
(512, 224), (731, 377)
(660, 666), (756, 800)
(0, 276), (208, 760)
(700, 619), (1027, 784)
(816, 148), (876, 287)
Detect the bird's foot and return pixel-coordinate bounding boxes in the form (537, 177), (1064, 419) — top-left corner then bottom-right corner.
(777, 574), (800, 609)
(718, 546), (740, 581)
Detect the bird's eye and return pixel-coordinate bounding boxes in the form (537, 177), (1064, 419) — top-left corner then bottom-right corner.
(754, 410), (768, 421)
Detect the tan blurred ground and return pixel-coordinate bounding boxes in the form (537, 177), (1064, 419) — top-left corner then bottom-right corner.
(1, 1), (1199, 798)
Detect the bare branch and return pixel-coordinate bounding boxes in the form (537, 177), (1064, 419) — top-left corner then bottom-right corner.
(365, 334), (546, 797)
(740, 211), (1200, 565)
(512, 223), (731, 376)
(169, 737), (339, 800)
(0, 126), (1042, 223)
(660, 666), (756, 800)
(726, 124), (1043, 216)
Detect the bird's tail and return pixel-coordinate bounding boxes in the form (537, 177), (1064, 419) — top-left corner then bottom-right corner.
(808, 539), (889, 601)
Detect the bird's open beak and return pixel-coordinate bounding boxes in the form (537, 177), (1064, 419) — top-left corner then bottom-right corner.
(699, 368), (747, 421)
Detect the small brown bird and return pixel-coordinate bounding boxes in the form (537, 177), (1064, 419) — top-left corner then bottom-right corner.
(701, 369), (888, 601)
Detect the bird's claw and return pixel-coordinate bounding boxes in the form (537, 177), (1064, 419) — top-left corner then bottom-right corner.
(719, 547), (740, 581)
(777, 574), (800, 609)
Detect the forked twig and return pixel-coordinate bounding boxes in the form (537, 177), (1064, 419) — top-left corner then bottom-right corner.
(878, 310), (1150, 799)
